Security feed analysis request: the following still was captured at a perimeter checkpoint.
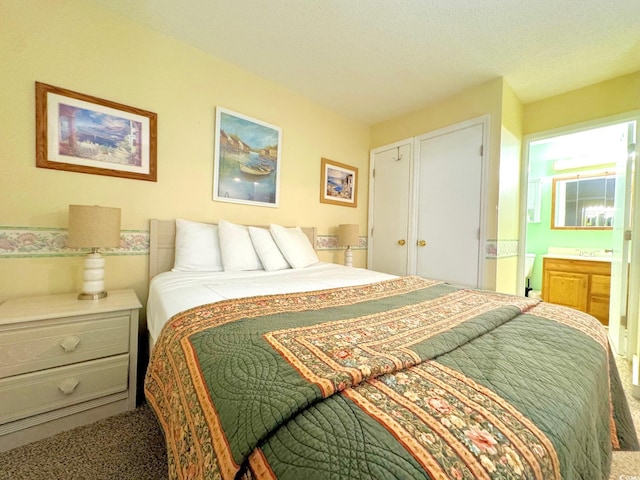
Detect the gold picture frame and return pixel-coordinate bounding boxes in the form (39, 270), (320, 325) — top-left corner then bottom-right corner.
(320, 158), (358, 208)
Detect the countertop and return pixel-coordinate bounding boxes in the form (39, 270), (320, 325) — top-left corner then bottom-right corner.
(541, 253), (613, 263)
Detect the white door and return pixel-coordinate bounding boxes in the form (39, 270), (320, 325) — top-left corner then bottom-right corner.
(368, 141), (412, 276)
(414, 124), (484, 288)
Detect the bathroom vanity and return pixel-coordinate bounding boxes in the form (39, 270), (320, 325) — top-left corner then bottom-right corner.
(541, 255), (611, 326)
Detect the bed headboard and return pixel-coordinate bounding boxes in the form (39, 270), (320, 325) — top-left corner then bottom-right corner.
(148, 219), (317, 280)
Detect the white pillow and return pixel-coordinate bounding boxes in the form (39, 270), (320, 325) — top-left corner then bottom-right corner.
(248, 226), (290, 272)
(269, 224), (319, 269)
(218, 220), (263, 271)
(172, 218), (223, 272)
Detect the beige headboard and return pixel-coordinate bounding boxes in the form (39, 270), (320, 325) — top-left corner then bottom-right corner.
(148, 219), (317, 280)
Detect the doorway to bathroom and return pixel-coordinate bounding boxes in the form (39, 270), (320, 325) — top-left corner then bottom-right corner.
(519, 114), (639, 367)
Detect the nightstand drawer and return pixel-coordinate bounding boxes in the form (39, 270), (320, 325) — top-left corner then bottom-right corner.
(0, 354), (129, 425)
(0, 314), (130, 378)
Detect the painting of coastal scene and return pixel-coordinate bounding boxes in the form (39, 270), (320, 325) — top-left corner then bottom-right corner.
(213, 107), (281, 207)
(36, 82), (157, 181)
(320, 158), (358, 207)
(57, 104), (143, 166)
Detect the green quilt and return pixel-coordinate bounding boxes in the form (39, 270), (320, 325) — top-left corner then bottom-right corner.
(145, 276), (638, 480)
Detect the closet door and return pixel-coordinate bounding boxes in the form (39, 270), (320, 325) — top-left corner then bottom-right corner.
(368, 142), (412, 276)
(414, 124), (484, 288)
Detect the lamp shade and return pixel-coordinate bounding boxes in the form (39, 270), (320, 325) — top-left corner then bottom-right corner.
(338, 224), (359, 247)
(67, 205), (121, 249)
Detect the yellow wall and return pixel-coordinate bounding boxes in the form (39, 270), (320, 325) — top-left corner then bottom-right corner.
(495, 127), (521, 295)
(371, 78), (503, 152)
(0, 0), (371, 306)
(523, 71), (640, 134)
(498, 83), (524, 242)
(495, 83), (524, 294)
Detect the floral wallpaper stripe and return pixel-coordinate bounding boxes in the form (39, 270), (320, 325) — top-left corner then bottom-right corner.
(0, 226), (514, 259)
(0, 227), (148, 258)
(0, 227), (366, 258)
(486, 240), (519, 259)
(316, 235), (367, 251)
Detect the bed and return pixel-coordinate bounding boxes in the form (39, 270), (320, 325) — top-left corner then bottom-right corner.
(144, 219), (638, 480)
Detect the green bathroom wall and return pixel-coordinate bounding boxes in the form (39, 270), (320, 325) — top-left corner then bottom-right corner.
(525, 143), (614, 291)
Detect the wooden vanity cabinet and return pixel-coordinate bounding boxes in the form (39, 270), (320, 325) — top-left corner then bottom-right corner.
(541, 257), (611, 326)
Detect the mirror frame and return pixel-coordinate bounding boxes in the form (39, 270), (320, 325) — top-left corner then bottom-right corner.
(551, 172), (615, 230)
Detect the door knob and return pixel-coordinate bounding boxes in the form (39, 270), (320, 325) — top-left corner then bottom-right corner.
(417, 240), (426, 247)
(397, 239), (406, 246)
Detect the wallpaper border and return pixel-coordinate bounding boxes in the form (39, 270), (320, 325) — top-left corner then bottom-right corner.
(0, 227), (512, 259)
(0, 227), (149, 258)
(486, 240), (519, 259)
(0, 227), (366, 258)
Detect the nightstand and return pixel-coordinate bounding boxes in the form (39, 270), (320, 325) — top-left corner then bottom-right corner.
(0, 289), (141, 452)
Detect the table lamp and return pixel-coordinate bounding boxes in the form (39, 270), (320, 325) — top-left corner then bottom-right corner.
(338, 224), (359, 267)
(67, 205), (121, 300)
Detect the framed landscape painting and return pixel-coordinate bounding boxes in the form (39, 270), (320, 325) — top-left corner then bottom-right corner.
(320, 157), (358, 207)
(35, 82), (157, 181)
(213, 107), (282, 207)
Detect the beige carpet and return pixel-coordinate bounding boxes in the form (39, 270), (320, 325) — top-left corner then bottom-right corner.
(610, 356), (640, 477)
(0, 359), (638, 479)
(0, 403), (167, 480)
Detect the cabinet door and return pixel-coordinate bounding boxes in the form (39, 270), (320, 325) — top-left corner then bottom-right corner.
(368, 143), (412, 276)
(543, 270), (589, 312)
(589, 296), (610, 325)
(590, 273), (611, 324)
(591, 274), (611, 296)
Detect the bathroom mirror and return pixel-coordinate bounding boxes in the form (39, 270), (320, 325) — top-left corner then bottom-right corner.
(552, 173), (615, 229)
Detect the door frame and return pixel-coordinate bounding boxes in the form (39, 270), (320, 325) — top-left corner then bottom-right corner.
(411, 115), (490, 288)
(518, 111), (640, 356)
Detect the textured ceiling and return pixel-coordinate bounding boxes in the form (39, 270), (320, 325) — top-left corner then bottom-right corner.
(91, 0), (640, 124)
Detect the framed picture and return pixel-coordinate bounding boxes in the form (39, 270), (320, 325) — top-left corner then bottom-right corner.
(35, 82), (157, 182)
(320, 158), (358, 207)
(213, 107), (282, 207)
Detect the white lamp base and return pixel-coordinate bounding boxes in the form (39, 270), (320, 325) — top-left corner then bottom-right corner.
(78, 252), (108, 300)
(343, 246), (353, 267)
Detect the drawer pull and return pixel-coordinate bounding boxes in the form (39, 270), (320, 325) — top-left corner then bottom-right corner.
(60, 336), (81, 352)
(58, 377), (80, 395)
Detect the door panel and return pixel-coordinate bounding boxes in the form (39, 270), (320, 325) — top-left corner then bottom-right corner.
(609, 121), (635, 354)
(415, 124), (483, 288)
(369, 143), (412, 276)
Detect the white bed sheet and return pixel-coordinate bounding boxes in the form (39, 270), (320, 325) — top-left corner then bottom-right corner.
(147, 262), (395, 344)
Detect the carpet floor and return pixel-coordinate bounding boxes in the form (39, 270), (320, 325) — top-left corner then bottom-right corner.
(610, 356), (640, 477)
(1, 359), (639, 479)
(0, 403), (167, 480)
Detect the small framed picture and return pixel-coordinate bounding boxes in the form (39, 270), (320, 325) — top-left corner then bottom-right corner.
(320, 158), (358, 207)
(213, 107), (282, 207)
(35, 82), (157, 181)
